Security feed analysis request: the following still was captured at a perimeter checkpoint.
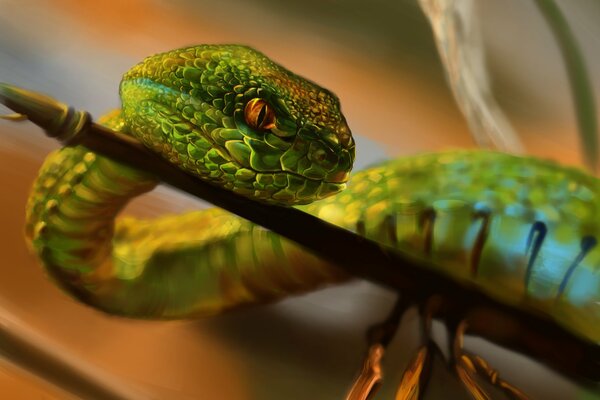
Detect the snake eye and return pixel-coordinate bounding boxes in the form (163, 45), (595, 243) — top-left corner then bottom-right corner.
(244, 98), (276, 131)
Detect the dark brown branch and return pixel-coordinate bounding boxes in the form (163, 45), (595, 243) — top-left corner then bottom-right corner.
(1, 83), (598, 386)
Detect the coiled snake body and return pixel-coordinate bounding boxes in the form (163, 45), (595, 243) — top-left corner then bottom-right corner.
(24, 45), (600, 347)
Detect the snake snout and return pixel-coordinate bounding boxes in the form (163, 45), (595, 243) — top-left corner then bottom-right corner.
(280, 121), (355, 185)
(324, 122), (355, 184)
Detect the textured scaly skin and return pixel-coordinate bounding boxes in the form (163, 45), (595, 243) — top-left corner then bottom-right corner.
(24, 46), (599, 345)
(25, 45), (352, 318)
(302, 151), (600, 344)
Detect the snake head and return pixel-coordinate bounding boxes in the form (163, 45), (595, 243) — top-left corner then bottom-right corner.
(119, 45), (355, 205)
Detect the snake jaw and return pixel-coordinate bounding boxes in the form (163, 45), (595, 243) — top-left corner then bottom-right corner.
(119, 45), (355, 205)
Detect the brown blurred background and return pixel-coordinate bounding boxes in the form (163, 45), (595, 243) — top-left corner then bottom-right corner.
(0, 0), (599, 399)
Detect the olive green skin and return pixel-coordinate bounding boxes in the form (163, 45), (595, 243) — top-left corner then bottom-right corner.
(24, 46), (599, 346)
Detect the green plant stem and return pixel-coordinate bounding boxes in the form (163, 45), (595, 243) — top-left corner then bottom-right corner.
(534, 0), (599, 172)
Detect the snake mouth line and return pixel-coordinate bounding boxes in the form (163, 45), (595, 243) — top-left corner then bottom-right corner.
(264, 169), (348, 185)
(291, 170), (347, 185)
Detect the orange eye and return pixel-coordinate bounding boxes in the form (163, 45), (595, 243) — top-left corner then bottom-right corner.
(244, 98), (276, 131)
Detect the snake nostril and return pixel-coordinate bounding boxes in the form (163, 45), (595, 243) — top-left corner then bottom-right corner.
(309, 144), (338, 171)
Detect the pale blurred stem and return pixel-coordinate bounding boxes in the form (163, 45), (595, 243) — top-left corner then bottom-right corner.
(534, 0), (599, 172)
(0, 312), (145, 399)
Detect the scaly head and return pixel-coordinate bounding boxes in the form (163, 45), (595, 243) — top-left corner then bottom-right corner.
(119, 45), (355, 205)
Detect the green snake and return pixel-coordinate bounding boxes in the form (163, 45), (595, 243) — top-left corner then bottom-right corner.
(24, 45), (599, 347)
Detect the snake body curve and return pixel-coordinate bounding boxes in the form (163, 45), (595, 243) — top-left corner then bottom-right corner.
(25, 45), (599, 345)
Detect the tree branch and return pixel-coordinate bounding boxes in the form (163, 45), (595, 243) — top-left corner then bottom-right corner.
(0, 82), (598, 385)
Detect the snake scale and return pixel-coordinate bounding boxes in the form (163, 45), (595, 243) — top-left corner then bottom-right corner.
(24, 45), (599, 347)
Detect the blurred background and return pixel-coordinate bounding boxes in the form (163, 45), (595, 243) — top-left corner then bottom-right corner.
(0, 0), (599, 398)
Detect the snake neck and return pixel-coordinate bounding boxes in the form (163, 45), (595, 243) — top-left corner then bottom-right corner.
(25, 111), (345, 318)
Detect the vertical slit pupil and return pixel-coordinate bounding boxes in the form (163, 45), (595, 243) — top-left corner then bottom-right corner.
(257, 104), (267, 128)
(245, 98), (275, 131)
